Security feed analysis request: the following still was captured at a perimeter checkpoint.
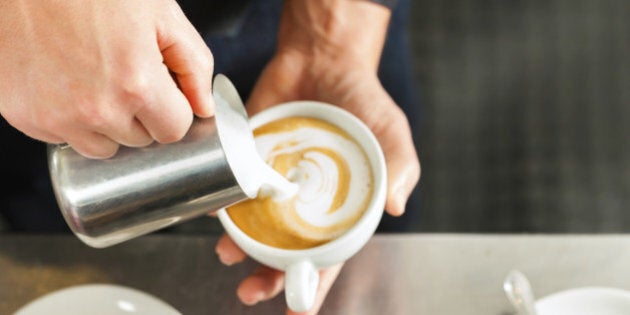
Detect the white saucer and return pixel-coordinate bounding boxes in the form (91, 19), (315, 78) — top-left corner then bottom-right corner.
(536, 287), (630, 315)
(14, 284), (181, 315)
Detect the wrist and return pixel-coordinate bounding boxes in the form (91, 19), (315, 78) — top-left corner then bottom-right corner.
(277, 0), (391, 73)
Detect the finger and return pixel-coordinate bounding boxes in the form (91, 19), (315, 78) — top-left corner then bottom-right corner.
(158, 4), (214, 118)
(37, 134), (64, 144)
(287, 263), (344, 315)
(237, 266), (285, 306)
(0, 109), (65, 144)
(347, 83), (420, 217)
(65, 131), (119, 159)
(377, 107), (421, 217)
(99, 117), (153, 148)
(215, 234), (247, 266)
(135, 65), (194, 144)
(22, 128), (64, 144)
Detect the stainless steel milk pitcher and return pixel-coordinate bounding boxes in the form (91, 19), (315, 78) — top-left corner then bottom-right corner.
(48, 74), (262, 248)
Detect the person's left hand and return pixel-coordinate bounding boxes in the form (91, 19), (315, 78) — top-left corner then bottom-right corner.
(215, 1), (420, 313)
(215, 233), (344, 315)
(214, 45), (420, 314)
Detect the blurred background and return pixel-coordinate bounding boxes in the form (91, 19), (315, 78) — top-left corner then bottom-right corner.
(410, 0), (629, 232)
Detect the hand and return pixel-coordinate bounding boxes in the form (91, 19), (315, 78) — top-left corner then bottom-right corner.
(216, 51), (420, 315)
(0, 0), (214, 158)
(215, 1), (420, 313)
(216, 234), (344, 315)
(247, 53), (420, 216)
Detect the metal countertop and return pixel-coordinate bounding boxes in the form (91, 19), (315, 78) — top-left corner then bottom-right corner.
(1, 233), (629, 314)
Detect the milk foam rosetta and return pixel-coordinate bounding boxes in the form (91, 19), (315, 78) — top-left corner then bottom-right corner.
(226, 117), (374, 250)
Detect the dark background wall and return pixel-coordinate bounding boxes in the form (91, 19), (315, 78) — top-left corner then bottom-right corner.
(410, 0), (629, 233)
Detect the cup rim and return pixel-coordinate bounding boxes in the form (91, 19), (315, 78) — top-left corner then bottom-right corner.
(218, 100), (387, 259)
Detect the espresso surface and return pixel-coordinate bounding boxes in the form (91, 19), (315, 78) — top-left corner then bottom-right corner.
(227, 117), (373, 249)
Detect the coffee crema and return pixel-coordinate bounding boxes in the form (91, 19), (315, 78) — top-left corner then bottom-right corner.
(226, 117), (374, 250)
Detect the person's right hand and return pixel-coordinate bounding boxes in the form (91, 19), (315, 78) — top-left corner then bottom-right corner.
(0, 0), (214, 158)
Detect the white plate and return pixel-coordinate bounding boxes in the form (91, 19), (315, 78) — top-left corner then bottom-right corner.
(14, 284), (181, 315)
(536, 287), (630, 315)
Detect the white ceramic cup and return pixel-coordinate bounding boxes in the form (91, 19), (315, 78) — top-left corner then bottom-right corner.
(218, 101), (387, 312)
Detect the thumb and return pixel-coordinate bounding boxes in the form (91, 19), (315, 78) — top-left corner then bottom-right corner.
(358, 88), (421, 217)
(380, 107), (421, 216)
(158, 4), (215, 118)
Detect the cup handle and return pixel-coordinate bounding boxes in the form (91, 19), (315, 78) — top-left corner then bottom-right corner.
(285, 260), (319, 312)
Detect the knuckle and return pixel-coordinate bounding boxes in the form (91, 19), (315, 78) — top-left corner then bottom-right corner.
(120, 73), (153, 112)
(199, 50), (214, 73)
(73, 101), (112, 131)
(155, 115), (192, 144)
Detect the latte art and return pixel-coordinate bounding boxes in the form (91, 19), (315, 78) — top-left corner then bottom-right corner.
(227, 117), (374, 249)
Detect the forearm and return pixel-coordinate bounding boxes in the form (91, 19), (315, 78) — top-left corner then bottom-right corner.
(278, 0), (391, 72)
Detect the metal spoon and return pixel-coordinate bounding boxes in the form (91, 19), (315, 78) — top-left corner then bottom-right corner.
(503, 270), (539, 315)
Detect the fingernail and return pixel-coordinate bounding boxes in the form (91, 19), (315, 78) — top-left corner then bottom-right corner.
(242, 291), (264, 306)
(215, 248), (235, 266)
(204, 100), (215, 117)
